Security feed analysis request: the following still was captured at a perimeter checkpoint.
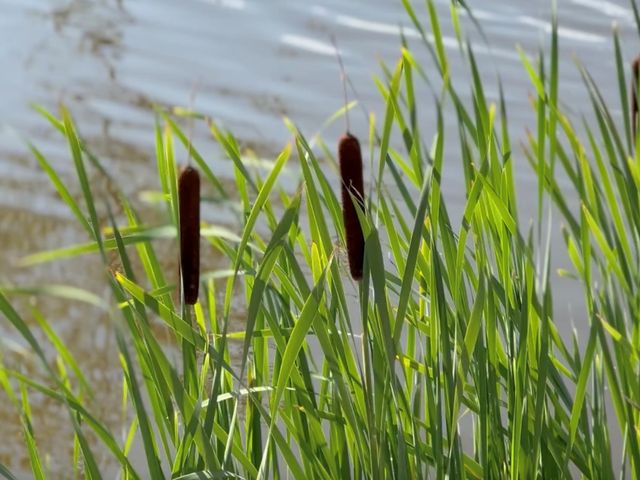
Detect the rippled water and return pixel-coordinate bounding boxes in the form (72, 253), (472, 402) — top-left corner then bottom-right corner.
(0, 0), (637, 476)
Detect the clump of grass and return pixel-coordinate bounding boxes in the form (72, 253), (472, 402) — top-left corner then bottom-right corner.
(0, 0), (639, 479)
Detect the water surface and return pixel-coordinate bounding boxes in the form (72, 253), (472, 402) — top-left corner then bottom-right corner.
(0, 0), (637, 475)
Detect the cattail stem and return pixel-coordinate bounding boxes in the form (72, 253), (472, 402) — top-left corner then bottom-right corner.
(339, 133), (365, 280)
(331, 35), (351, 134)
(179, 166), (200, 305)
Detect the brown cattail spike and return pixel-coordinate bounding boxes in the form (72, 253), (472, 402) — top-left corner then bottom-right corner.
(632, 56), (640, 143)
(339, 133), (365, 280)
(179, 166), (200, 305)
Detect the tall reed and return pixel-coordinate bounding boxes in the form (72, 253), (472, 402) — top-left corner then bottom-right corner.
(0, 0), (639, 478)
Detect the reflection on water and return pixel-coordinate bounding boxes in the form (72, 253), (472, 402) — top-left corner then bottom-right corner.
(0, 0), (637, 475)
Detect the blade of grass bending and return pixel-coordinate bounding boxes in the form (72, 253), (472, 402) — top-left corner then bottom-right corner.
(214, 146), (291, 445)
(61, 107), (105, 261)
(19, 224), (240, 267)
(19, 384), (45, 480)
(173, 472), (244, 480)
(220, 246), (283, 469)
(393, 169), (431, 343)
(0, 464), (18, 480)
(116, 273), (200, 348)
(532, 279), (552, 477)
(114, 321), (165, 478)
(564, 320), (597, 463)
(30, 306), (92, 396)
(467, 44), (490, 151)
(498, 83), (518, 216)
(115, 272), (245, 396)
(0, 291), (55, 377)
(580, 65), (637, 202)
(0, 284), (107, 310)
(4, 369), (140, 478)
(257, 259), (332, 479)
(585, 124), (635, 264)
(209, 120), (258, 193)
(379, 196), (407, 273)
(172, 396), (203, 474)
(224, 142), (290, 304)
(122, 200), (176, 307)
(427, 0), (449, 87)
(548, 3), (559, 175)
(270, 256), (331, 416)
(304, 148), (344, 240)
(240, 192), (301, 378)
(270, 256), (334, 444)
(399, 0), (441, 77)
(430, 104), (445, 239)
(1, 288), (133, 477)
(0, 366), (21, 480)
(581, 206), (629, 293)
(290, 128), (355, 343)
(248, 399), (306, 479)
(163, 121), (180, 228)
(613, 29), (632, 152)
(401, 52), (426, 185)
(631, 0), (640, 38)
(535, 52), (547, 241)
(114, 276), (239, 470)
(31, 104), (112, 179)
(365, 228), (401, 394)
(377, 60), (404, 206)
(107, 206), (175, 463)
(475, 173), (517, 235)
(518, 47), (546, 98)
(462, 276), (486, 365)
(180, 304), (199, 407)
(28, 143), (92, 235)
(596, 318), (640, 477)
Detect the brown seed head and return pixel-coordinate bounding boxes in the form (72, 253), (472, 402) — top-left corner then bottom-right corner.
(339, 133), (365, 280)
(178, 166), (200, 305)
(632, 55), (640, 141)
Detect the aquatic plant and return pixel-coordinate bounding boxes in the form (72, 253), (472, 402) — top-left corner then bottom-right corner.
(1, 0), (640, 478)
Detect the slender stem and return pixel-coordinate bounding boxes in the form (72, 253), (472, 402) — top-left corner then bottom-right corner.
(331, 35), (351, 134)
(186, 78), (202, 166)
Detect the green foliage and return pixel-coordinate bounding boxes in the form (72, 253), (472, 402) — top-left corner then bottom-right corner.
(1, 1), (640, 478)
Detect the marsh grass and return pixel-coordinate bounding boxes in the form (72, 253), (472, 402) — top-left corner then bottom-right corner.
(1, 1), (640, 478)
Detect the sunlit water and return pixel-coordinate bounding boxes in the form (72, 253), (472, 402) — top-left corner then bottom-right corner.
(0, 0), (637, 476)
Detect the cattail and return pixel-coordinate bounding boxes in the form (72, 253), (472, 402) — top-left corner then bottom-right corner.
(331, 36), (365, 280)
(339, 132), (365, 280)
(632, 55), (640, 142)
(178, 166), (200, 305)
